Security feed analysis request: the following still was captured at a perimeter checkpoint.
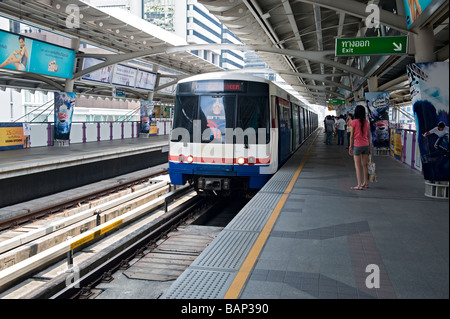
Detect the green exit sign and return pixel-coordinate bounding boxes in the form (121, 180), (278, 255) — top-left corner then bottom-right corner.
(335, 36), (408, 56)
(328, 99), (345, 104)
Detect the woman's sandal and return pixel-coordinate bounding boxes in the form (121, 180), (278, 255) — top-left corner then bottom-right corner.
(351, 186), (364, 190)
(362, 183), (369, 189)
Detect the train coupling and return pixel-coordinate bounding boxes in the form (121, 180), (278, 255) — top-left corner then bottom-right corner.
(197, 177), (230, 191)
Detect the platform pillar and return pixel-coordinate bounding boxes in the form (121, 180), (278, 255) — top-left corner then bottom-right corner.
(413, 26), (436, 63)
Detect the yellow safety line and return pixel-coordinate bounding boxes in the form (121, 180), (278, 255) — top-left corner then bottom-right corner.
(224, 133), (319, 299)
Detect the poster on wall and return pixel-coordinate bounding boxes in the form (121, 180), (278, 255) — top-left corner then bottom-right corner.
(81, 58), (113, 84)
(136, 70), (157, 91)
(112, 64), (137, 88)
(0, 123), (31, 151)
(408, 62), (449, 181)
(365, 92), (390, 149)
(140, 101), (155, 133)
(0, 30), (76, 79)
(54, 92), (76, 141)
(403, 0), (433, 28)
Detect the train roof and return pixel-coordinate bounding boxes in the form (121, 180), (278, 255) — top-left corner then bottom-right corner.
(178, 72), (270, 84)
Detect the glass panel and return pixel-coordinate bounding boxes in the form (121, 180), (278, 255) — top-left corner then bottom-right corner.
(237, 96), (270, 144)
(171, 95), (198, 142)
(198, 95), (235, 144)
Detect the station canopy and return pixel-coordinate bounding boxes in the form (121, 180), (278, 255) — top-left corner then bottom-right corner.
(0, 0), (449, 107)
(0, 0), (223, 104)
(199, 0), (449, 106)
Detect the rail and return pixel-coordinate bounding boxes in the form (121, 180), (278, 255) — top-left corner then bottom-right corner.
(0, 183), (193, 294)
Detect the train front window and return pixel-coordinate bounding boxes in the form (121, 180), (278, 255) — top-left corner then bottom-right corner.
(237, 96), (270, 144)
(199, 95), (235, 143)
(171, 95), (198, 142)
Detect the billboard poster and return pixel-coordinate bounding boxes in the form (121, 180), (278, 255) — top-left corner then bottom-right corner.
(111, 64), (137, 88)
(136, 70), (157, 91)
(403, 0), (433, 28)
(408, 62), (449, 181)
(81, 58), (113, 84)
(54, 92), (76, 141)
(365, 92), (390, 149)
(0, 30), (76, 79)
(140, 101), (155, 133)
(0, 123), (30, 150)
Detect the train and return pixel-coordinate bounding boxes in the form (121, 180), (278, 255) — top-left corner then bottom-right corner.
(168, 72), (319, 196)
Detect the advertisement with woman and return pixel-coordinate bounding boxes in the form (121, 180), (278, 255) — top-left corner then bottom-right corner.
(0, 30), (76, 79)
(54, 92), (76, 141)
(408, 62), (449, 181)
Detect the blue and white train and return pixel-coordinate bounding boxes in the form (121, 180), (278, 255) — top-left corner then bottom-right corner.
(168, 72), (318, 195)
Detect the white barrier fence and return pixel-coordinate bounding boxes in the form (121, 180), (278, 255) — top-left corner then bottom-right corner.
(28, 119), (172, 148)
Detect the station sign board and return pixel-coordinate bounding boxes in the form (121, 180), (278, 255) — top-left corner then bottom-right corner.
(328, 99), (345, 104)
(335, 36), (408, 56)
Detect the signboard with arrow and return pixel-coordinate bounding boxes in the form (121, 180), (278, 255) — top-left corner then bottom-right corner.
(335, 36), (408, 56)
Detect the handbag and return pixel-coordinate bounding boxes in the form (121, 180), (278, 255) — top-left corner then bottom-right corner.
(368, 155), (377, 183)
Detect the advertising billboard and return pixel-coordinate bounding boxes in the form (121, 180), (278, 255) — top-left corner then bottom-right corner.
(365, 92), (390, 149)
(111, 64), (137, 88)
(0, 123), (30, 151)
(81, 58), (113, 84)
(0, 30), (76, 79)
(140, 100), (155, 133)
(136, 70), (157, 91)
(54, 92), (76, 141)
(408, 62), (449, 181)
(403, 0), (433, 28)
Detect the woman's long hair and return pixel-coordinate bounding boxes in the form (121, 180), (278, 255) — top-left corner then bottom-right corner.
(354, 105), (366, 133)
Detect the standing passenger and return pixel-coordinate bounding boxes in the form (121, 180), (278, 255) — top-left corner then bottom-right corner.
(336, 115), (346, 145)
(349, 105), (372, 190)
(325, 115), (335, 145)
(346, 113), (353, 149)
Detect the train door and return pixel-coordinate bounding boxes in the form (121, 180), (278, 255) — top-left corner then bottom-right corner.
(301, 107), (306, 142)
(277, 97), (292, 166)
(292, 105), (300, 150)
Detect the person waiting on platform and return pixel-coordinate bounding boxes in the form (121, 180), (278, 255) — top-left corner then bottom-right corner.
(336, 115), (346, 145)
(349, 105), (372, 190)
(324, 115), (335, 145)
(346, 113), (353, 149)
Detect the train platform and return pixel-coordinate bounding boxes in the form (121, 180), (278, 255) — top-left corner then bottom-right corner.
(0, 136), (169, 208)
(162, 129), (449, 299)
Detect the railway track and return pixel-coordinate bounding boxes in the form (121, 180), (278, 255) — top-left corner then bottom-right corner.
(0, 167), (193, 297)
(0, 161), (250, 299)
(0, 165), (168, 231)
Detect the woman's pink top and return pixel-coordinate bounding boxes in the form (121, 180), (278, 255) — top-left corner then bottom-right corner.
(350, 119), (370, 147)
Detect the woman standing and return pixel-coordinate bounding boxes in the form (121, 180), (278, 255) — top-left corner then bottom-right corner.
(349, 105), (372, 190)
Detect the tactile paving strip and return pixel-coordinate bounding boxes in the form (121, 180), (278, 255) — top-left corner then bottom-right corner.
(162, 131), (321, 298)
(191, 230), (259, 269)
(226, 208), (272, 232)
(161, 269), (235, 299)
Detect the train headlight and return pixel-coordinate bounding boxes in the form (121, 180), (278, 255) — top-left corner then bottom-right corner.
(186, 155), (194, 164)
(178, 154), (185, 163)
(237, 157), (245, 165)
(248, 157), (256, 165)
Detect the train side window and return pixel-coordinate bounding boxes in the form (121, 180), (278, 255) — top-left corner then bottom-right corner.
(237, 96), (270, 144)
(171, 95), (198, 142)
